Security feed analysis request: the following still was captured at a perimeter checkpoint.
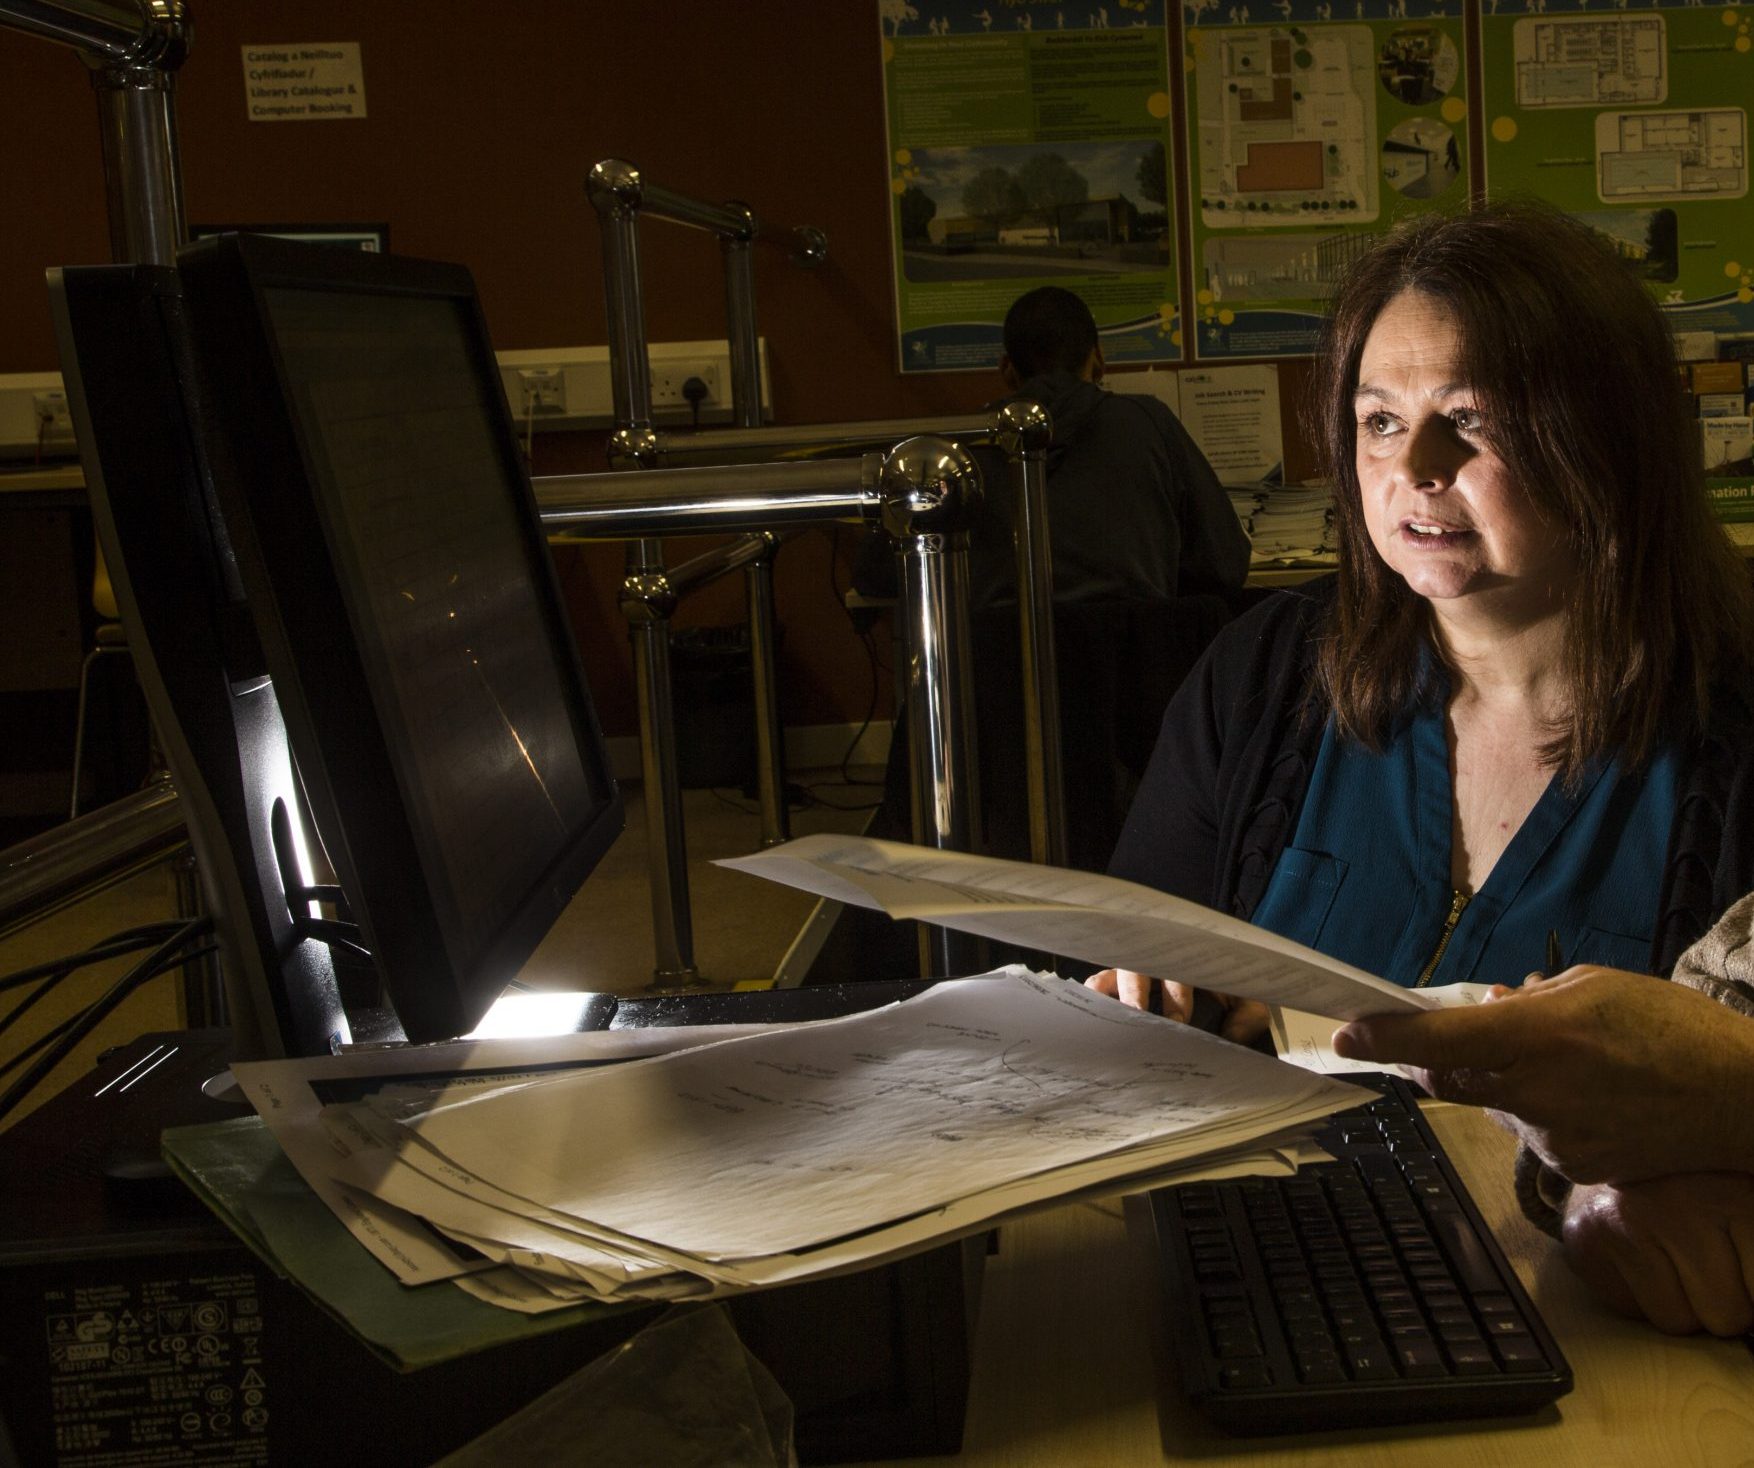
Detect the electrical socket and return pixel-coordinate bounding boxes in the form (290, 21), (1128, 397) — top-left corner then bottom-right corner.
(32, 389), (73, 442)
(515, 367), (566, 415)
(651, 361), (720, 408)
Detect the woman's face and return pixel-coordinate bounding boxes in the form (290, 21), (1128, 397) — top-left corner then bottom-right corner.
(1353, 289), (1574, 616)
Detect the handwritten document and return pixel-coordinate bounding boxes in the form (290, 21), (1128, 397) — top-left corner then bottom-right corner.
(370, 975), (1363, 1271)
(720, 835), (1478, 1021)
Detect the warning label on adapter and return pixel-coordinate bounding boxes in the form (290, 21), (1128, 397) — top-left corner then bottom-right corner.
(38, 1270), (270, 1465)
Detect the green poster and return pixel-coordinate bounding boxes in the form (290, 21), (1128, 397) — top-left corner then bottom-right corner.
(879, 0), (1184, 372)
(1182, 3), (1471, 360)
(1481, 1), (1754, 339)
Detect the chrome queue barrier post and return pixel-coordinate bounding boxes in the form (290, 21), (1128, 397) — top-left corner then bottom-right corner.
(643, 407), (1069, 871)
(0, 0), (188, 265)
(719, 204), (789, 842)
(537, 444), (995, 980)
(995, 399), (1067, 869)
(1, 0), (219, 1016)
(588, 160), (815, 882)
(538, 452), (885, 983)
(879, 437), (987, 978)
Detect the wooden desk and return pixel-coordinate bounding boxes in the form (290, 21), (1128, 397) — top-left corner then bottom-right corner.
(854, 1105), (1754, 1466)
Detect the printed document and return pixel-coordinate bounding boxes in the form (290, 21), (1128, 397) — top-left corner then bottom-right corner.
(720, 835), (1481, 1021)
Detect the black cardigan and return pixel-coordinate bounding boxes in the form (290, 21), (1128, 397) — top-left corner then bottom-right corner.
(1108, 577), (1754, 975)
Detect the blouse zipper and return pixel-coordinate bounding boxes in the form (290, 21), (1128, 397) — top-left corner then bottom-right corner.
(1414, 890), (1471, 988)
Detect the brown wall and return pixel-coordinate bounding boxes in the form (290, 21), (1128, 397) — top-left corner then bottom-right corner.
(0, 2), (1313, 737)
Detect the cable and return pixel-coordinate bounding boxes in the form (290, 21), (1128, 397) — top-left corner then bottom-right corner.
(0, 916), (212, 1125)
(0, 921), (195, 994)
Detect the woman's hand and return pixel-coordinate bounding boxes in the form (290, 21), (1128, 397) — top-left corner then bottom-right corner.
(1083, 970), (1271, 1044)
(1560, 1173), (1754, 1336)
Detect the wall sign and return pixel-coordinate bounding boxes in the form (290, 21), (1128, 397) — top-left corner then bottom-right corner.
(242, 43), (367, 122)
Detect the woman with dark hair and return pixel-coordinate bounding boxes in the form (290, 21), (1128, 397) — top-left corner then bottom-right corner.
(1090, 200), (1754, 1041)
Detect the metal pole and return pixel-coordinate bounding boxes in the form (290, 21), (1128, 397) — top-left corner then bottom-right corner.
(587, 160), (700, 984)
(880, 438), (985, 977)
(0, 777), (184, 941)
(534, 455), (881, 534)
(743, 539), (788, 845)
(645, 414), (997, 467)
(88, 45), (187, 265)
(995, 400), (1067, 868)
(0, 1), (164, 60)
(586, 159), (654, 432)
(720, 205), (789, 842)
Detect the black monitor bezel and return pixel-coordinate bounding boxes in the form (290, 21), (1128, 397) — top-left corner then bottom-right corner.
(177, 232), (622, 1045)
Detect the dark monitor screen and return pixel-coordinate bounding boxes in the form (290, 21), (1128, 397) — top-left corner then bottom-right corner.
(179, 234), (622, 1047)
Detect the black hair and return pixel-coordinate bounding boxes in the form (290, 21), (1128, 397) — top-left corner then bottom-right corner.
(1002, 286), (1098, 379)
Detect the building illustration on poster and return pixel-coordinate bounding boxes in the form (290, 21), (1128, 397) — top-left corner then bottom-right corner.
(1183, 2), (1470, 361)
(879, 0), (1184, 372)
(1481, 1), (1754, 343)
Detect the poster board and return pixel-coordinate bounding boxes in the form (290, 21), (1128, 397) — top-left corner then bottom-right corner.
(879, 0), (1185, 372)
(1182, 3), (1471, 360)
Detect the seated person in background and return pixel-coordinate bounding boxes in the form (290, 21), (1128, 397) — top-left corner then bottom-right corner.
(853, 286), (1251, 872)
(1090, 200), (1754, 1038)
(964, 284), (1249, 610)
(1334, 896), (1754, 1336)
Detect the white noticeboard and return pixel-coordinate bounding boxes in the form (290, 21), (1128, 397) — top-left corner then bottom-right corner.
(1176, 365), (1283, 484)
(242, 43), (366, 122)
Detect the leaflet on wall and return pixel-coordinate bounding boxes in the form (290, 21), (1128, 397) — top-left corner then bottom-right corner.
(878, 0), (1184, 372)
(1182, 3), (1470, 360)
(1176, 364), (1284, 480)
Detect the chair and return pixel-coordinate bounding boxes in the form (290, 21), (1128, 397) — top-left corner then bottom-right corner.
(67, 543), (132, 817)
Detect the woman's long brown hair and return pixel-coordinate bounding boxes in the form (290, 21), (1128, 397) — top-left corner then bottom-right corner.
(1309, 200), (1754, 776)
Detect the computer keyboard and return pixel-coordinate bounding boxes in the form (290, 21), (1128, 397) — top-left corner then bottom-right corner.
(1135, 1073), (1572, 1435)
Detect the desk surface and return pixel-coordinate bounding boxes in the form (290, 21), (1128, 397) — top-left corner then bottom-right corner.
(854, 1104), (1754, 1466)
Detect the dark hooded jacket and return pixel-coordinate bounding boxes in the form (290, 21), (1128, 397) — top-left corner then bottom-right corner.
(966, 370), (1249, 609)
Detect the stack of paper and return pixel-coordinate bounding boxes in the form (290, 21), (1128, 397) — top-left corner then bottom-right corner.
(233, 973), (1372, 1315)
(1244, 483), (1337, 565)
(219, 836), (1487, 1319)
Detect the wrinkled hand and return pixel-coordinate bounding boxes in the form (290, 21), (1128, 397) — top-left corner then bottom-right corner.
(1561, 1173), (1754, 1336)
(1083, 970), (1270, 1045)
(1330, 966), (1754, 1184)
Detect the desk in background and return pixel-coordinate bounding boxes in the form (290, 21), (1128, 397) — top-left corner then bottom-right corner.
(853, 1103), (1754, 1467)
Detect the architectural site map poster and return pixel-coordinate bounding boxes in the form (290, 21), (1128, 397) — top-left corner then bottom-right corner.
(1480, 1), (1754, 341)
(879, 0), (1185, 372)
(1183, 2), (1471, 360)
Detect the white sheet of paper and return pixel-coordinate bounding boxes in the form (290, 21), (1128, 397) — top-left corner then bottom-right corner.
(1271, 985), (1494, 1077)
(718, 835), (1434, 1021)
(392, 974), (1364, 1262)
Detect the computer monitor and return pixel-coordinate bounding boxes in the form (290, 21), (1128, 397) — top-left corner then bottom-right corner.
(168, 233), (622, 1049)
(49, 264), (351, 1060)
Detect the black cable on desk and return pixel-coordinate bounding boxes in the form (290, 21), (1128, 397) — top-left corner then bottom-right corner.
(0, 917), (213, 1124)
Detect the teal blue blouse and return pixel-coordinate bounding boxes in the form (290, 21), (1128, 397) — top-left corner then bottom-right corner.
(1250, 697), (1678, 989)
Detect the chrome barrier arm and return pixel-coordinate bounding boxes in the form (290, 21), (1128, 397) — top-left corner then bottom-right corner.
(0, 1), (193, 267)
(0, 778), (185, 942)
(643, 415), (999, 467)
(586, 158), (827, 901)
(535, 455), (881, 534)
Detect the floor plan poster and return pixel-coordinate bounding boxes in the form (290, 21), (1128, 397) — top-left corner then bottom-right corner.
(1481, 1), (1754, 337)
(1184, 4), (1471, 360)
(879, 0), (1184, 372)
